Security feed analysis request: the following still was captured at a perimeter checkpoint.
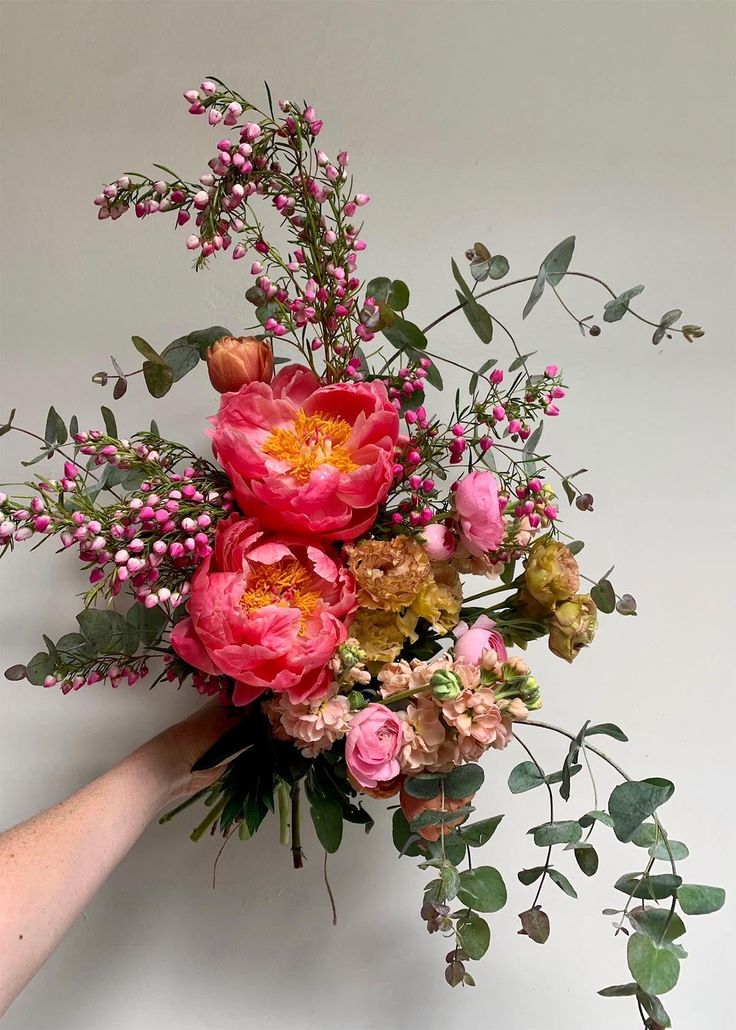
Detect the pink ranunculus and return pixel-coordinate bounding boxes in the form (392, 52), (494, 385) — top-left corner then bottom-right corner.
(210, 364), (400, 541)
(170, 514), (357, 705)
(453, 615), (508, 665)
(345, 703), (403, 789)
(421, 522), (457, 561)
(454, 469), (505, 556)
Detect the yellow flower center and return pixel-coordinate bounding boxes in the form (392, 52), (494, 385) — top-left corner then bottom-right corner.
(262, 409), (357, 482)
(240, 560), (321, 632)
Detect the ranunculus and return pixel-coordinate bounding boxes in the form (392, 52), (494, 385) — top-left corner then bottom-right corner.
(454, 470), (505, 556)
(345, 703), (403, 788)
(210, 364), (400, 540)
(548, 594), (597, 662)
(453, 614), (508, 665)
(206, 336), (274, 393)
(421, 522), (457, 561)
(170, 514), (357, 705)
(525, 538), (580, 609)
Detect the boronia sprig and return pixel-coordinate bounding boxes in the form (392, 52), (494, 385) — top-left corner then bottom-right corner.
(1, 76), (721, 1028)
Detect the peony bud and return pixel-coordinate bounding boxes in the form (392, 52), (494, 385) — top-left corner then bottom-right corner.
(548, 595), (598, 662)
(206, 335), (274, 393)
(524, 538), (580, 609)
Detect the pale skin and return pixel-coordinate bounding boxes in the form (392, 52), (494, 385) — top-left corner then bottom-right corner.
(0, 701), (235, 1018)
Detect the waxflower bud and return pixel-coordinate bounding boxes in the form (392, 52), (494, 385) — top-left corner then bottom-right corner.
(548, 595), (598, 662)
(525, 538), (580, 609)
(430, 669), (462, 701)
(206, 336), (274, 393)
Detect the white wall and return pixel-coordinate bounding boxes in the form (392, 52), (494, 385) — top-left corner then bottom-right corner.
(1, 1), (734, 1027)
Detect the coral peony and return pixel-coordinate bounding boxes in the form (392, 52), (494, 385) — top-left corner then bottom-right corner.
(170, 514), (356, 704)
(345, 703), (403, 788)
(210, 364), (399, 540)
(454, 470), (505, 556)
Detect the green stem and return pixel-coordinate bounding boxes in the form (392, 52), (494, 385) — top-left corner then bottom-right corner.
(158, 783), (215, 824)
(277, 782), (290, 847)
(190, 796), (226, 842)
(291, 783), (304, 869)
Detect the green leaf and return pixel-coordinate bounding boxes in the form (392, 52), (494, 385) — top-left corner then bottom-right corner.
(456, 866), (507, 913)
(614, 872), (682, 900)
(590, 578), (616, 614)
(637, 990), (672, 1028)
(44, 406), (67, 446)
(676, 883), (726, 915)
(543, 235), (576, 286)
(459, 815), (504, 847)
(574, 845), (599, 877)
(132, 335), (164, 364)
(518, 866), (545, 886)
(308, 793), (343, 853)
(603, 285), (645, 323)
(533, 821), (582, 847)
(143, 360), (175, 398)
(126, 604), (168, 647)
(187, 326), (232, 358)
(404, 775), (441, 799)
(508, 351), (536, 372)
(518, 906), (550, 944)
(423, 360), (443, 391)
(100, 405), (117, 439)
(457, 912), (491, 959)
(586, 722), (628, 742)
(629, 907), (686, 944)
(508, 761), (545, 794)
(382, 316), (428, 353)
(488, 254), (510, 280)
(579, 809), (614, 829)
(627, 933), (680, 995)
(548, 868), (578, 898)
(444, 763), (484, 799)
(161, 338), (201, 382)
(523, 267), (546, 319)
(25, 651), (54, 686)
(454, 288), (494, 345)
(608, 779), (674, 843)
(567, 540), (585, 555)
(650, 839), (689, 862)
(77, 609), (114, 652)
(598, 983), (639, 998)
(652, 309), (682, 346)
(440, 860), (460, 901)
(411, 805), (473, 830)
(365, 277), (391, 304)
(388, 280), (410, 311)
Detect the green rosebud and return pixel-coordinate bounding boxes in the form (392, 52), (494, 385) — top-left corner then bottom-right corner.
(430, 669), (462, 701)
(347, 690), (369, 711)
(548, 595), (597, 662)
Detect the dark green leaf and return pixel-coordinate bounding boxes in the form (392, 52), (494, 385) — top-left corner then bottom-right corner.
(25, 651), (54, 686)
(392, 808), (423, 857)
(603, 285), (645, 323)
(508, 351), (536, 372)
(76, 609), (114, 651)
(382, 316), (428, 353)
(598, 983), (639, 998)
(459, 815), (504, 847)
(548, 868), (578, 898)
(44, 406), (67, 446)
(131, 335), (164, 364)
(457, 912), (491, 959)
(567, 540), (585, 555)
(614, 872), (682, 900)
(404, 775), (441, 799)
(457, 866), (507, 913)
(544, 235), (576, 286)
(608, 779), (674, 843)
(508, 761), (545, 794)
(518, 906), (550, 944)
(100, 406), (117, 439)
(533, 820), (582, 847)
(454, 288), (494, 344)
(444, 763), (484, 799)
(411, 805), (473, 830)
(143, 360), (174, 399)
(423, 360), (443, 391)
(676, 884), (726, 915)
(161, 338), (201, 381)
(574, 845), (599, 877)
(388, 280), (410, 311)
(488, 254), (509, 279)
(579, 809), (614, 829)
(365, 277), (391, 304)
(187, 326), (232, 358)
(518, 866), (545, 886)
(126, 604), (168, 647)
(627, 933), (680, 995)
(591, 578), (616, 614)
(523, 267), (547, 319)
(308, 792), (343, 853)
(629, 907), (686, 944)
(637, 990), (672, 1028)
(586, 722), (628, 742)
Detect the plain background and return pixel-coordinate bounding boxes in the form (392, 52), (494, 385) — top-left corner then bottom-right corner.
(1, 1), (734, 1028)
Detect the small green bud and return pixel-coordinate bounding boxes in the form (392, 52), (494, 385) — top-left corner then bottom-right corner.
(347, 690), (368, 711)
(681, 324), (704, 342)
(338, 641), (366, 671)
(430, 669), (462, 701)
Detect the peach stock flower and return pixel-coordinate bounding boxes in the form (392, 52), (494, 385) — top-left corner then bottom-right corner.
(170, 514), (357, 705)
(210, 364), (400, 540)
(264, 683), (353, 757)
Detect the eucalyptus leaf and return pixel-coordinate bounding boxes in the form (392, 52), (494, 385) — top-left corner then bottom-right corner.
(614, 872), (681, 901)
(532, 821), (582, 847)
(518, 906), (550, 944)
(187, 326), (232, 358)
(603, 285), (645, 323)
(608, 778), (674, 843)
(508, 761), (545, 794)
(457, 912), (491, 959)
(382, 316), (428, 353)
(161, 338), (201, 381)
(132, 335), (164, 364)
(100, 405), (117, 439)
(574, 845), (599, 877)
(143, 360), (175, 398)
(456, 866), (507, 913)
(548, 868), (578, 898)
(627, 933), (680, 995)
(629, 907), (686, 944)
(459, 815), (504, 847)
(308, 792), (343, 854)
(676, 884), (726, 915)
(25, 652), (54, 686)
(590, 578), (616, 614)
(444, 763), (484, 799)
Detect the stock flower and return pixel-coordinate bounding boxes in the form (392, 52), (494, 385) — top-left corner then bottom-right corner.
(206, 335), (274, 393)
(210, 364), (400, 540)
(454, 470), (505, 556)
(347, 535), (431, 610)
(453, 615), (508, 665)
(525, 538), (580, 609)
(548, 594), (597, 662)
(398, 696), (447, 773)
(264, 682), (352, 756)
(170, 514), (357, 704)
(345, 703), (403, 788)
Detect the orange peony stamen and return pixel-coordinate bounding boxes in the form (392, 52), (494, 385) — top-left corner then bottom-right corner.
(240, 560), (321, 632)
(262, 409), (358, 482)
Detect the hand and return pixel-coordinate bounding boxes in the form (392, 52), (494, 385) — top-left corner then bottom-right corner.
(138, 700), (241, 804)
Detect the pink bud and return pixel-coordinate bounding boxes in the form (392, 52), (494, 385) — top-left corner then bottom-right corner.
(186, 234), (201, 251)
(545, 364), (559, 378)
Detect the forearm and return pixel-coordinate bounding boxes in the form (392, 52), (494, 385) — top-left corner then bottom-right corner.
(0, 742), (173, 1015)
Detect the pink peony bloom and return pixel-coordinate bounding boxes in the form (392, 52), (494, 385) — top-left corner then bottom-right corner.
(421, 522), (457, 561)
(170, 514), (357, 705)
(210, 364), (400, 541)
(453, 615), (508, 665)
(345, 703), (403, 788)
(454, 470), (505, 556)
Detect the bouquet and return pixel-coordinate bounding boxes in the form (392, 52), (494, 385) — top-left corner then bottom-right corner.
(1, 77), (724, 1028)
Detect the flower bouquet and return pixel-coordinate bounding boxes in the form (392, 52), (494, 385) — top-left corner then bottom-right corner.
(1, 77), (724, 1028)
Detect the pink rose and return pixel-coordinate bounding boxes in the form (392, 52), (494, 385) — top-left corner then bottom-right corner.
(171, 514), (357, 705)
(421, 522), (457, 561)
(453, 615), (508, 665)
(454, 470), (505, 556)
(210, 364), (400, 541)
(345, 703), (403, 788)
